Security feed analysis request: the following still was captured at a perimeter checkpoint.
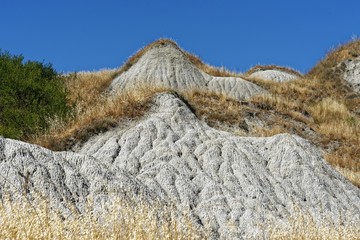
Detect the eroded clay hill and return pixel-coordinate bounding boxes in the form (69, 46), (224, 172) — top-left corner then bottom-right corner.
(247, 65), (302, 82)
(109, 40), (266, 101)
(1, 93), (360, 238)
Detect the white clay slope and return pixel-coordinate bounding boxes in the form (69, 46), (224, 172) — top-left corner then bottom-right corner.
(343, 56), (360, 93)
(249, 69), (300, 82)
(1, 93), (360, 238)
(79, 93), (360, 238)
(0, 137), (159, 216)
(109, 41), (265, 101)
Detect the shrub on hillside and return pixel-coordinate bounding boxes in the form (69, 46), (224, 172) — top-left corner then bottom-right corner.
(0, 51), (69, 140)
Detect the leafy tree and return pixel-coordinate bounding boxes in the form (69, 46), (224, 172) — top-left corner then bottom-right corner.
(0, 50), (69, 139)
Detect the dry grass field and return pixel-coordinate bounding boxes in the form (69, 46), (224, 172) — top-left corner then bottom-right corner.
(0, 196), (205, 240)
(1, 196), (358, 240)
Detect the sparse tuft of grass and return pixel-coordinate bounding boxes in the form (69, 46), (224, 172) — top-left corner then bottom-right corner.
(267, 207), (360, 240)
(183, 89), (244, 125)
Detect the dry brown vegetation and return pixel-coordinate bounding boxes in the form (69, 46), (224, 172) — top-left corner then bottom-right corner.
(32, 85), (171, 150)
(267, 207), (360, 240)
(1, 196), (358, 240)
(308, 38), (360, 81)
(0, 195), (204, 240)
(183, 90), (245, 125)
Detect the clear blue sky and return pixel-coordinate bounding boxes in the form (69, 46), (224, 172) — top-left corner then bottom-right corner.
(1, 0), (359, 73)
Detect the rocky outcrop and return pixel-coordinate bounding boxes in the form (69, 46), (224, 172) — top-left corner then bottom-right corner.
(109, 41), (265, 101)
(343, 57), (360, 93)
(2, 93), (358, 238)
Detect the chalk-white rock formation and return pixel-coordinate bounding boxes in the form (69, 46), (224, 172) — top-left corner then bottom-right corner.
(84, 93), (359, 237)
(208, 76), (265, 101)
(1, 94), (359, 238)
(249, 69), (300, 82)
(109, 41), (265, 101)
(343, 57), (360, 93)
(0, 137), (158, 216)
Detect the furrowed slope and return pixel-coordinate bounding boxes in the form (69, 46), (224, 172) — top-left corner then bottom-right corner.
(79, 93), (360, 238)
(109, 40), (265, 101)
(2, 93), (360, 238)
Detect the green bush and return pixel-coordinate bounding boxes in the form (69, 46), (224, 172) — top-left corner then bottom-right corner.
(0, 50), (69, 140)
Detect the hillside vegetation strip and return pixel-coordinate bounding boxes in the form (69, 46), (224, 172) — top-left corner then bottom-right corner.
(0, 51), (70, 140)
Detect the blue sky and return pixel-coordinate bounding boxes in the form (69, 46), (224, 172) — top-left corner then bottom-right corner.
(1, 0), (359, 73)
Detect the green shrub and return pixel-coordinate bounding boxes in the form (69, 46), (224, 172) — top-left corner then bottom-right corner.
(0, 50), (69, 140)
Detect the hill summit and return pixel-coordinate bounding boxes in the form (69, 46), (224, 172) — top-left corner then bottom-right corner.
(109, 39), (266, 101)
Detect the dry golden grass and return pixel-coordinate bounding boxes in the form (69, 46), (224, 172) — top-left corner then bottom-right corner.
(309, 98), (360, 142)
(250, 94), (309, 123)
(183, 89), (245, 125)
(185, 53), (237, 77)
(31, 85), (171, 150)
(267, 207), (360, 240)
(64, 69), (118, 108)
(0, 196), (205, 240)
(308, 38), (360, 81)
(1, 195), (358, 240)
(33, 86), (247, 150)
(334, 166), (360, 188)
(325, 144), (360, 171)
(252, 125), (290, 137)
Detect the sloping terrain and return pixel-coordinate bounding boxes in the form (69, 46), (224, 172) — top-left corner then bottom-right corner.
(79, 93), (360, 238)
(1, 39), (360, 239)
(0, 137), (158, 215)
(109, 40), (265, 101)
(1, 93), (360, 239)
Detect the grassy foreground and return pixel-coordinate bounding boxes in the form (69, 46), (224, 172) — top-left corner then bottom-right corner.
(1, 197), (359, 239)
(0, 196), (204, 240)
